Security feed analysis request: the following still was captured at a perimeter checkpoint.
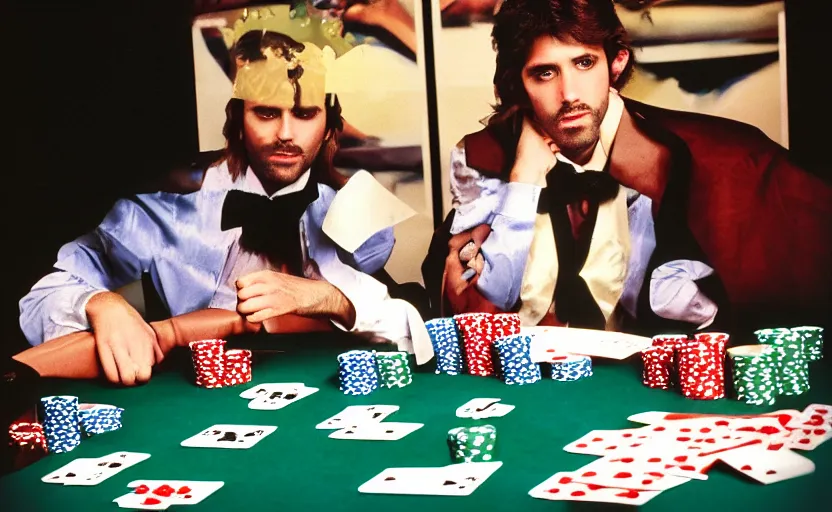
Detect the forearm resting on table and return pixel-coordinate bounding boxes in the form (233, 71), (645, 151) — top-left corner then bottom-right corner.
(11, 309), (329, 379)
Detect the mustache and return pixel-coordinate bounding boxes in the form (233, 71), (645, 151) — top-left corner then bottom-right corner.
(266, 142), (303, 156)
(555, 103), (593, 121)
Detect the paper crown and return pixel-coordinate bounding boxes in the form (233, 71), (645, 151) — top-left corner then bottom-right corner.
(221, 2), (363, 108)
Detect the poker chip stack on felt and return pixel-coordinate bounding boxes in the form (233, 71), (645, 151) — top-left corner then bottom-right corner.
(791, 326), (824, 361)
(223, 349), (253, 386)
(375, 351), (413, 388)
(493, 335), (541, 385)
(549, 355), (593, 382)
(188, 340), (253, 388)
(338, 350), (379, 395)
(641, 335), (687, 389)
(78, 404), (124, 436)
(39, 396), (81, 454)
(447, 425), (497, 463)
(8, 422), (46, 452)
(425, 317), (462, 375)
(727, 344), (779, 405)
(676, 332), (728, 400)
(455, 312), (497, 377)
(755, 328), (810, 396)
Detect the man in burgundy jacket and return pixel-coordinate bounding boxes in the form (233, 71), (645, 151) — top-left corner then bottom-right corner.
(422, 0), (831, 341)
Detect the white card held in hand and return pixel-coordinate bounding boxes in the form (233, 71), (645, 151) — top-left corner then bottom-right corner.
(529, 472), (662, 506)
(329, 422), (423, 441)
(456, 398), (514, 419)
(181, 424), (276, 449)
(316, 405), (400, 429)
(248, 386), (319, 410)
(239, 382), (306, 400)
(114, 480), (224, 510)
(718, 445), (815, 484)
(358, 462), (502, 496)
(322, 170), (417, 253)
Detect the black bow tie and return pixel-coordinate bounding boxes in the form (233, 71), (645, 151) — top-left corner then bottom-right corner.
(537, 159), (620, 212)
(220, 178), (319, 272)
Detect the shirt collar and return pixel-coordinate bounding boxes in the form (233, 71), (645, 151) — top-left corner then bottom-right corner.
(555, 90), (625, 173)
(242, 168), (312, 198)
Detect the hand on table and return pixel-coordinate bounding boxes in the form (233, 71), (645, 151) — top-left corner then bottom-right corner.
(85, 292), (163, 386)
(236, 270), (356, 329)
(444, 224), (502, 315)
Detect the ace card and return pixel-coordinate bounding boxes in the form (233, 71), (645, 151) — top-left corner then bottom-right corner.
(181, 424), (276, 449)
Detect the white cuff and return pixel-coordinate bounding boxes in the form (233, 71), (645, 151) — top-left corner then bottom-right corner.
(495, 182), (541, 221)
(650, 260), (718, 328)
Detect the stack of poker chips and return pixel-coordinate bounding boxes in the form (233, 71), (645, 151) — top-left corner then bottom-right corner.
(454, 312), (521, 377)
(375, 351), (413, 388)
(755, 328), (810, 396)
(727, 344), (780, 406)
(791, 326), (824, 361)
(78, 404), (124, 436)
(676, 332), (728, 400)
(425, 317), (462, 375)
(492, 335), (541, 385)
(188, 339), (253, 388)
(641, 335), (688, 389)
(549, 355), (593, 382)
(39, 396), (81, 454)
(8, 421), (46, 452)
(338, 350), (379, 395)
(447, 425), (497, 463)
(639, 333), (727, 400)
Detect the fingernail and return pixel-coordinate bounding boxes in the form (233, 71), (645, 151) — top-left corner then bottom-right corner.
(461, 268), (477, 282)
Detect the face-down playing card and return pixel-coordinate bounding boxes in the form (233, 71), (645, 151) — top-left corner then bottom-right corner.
(180, 424), (277, 449)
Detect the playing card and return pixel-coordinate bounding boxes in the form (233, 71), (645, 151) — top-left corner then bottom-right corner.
(329, 422), (423, 441)
(114, 480), (224, 510)
(784, 425), (832, 451)
(248, 385), (319, 410)
(239, 382), (306, 400)
(67, 452), (151, 486)
(42, 458), (99, 485)
(455, 398), (514, 419)
(787, 404), (832, 429)
(562, 428), (654, 456)
(315, 405), (399, 429)
(358, 462), (502, 496)
(571, 458), (692, 491)
(529, 472), (662, 506)
(180, 424), (276, 449)
(717, 445), (815, 484)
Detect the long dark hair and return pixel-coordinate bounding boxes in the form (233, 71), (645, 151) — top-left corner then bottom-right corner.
(490, 0), (635, 122)
(218, 30), (347, 190)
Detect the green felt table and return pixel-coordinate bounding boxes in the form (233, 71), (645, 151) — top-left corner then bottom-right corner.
(2, 334), (829, 511)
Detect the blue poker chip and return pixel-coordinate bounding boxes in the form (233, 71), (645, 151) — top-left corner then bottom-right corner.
(425, 318), (462, 375)
(39, 395), (81, 454)
(78, 404), (124, 436)
(550, 355), (593, 381)
(493, 335), (541, 385)
(337, 350), (379, 395)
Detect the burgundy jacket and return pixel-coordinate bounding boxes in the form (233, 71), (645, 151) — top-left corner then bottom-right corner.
(422, 98), (832, 340)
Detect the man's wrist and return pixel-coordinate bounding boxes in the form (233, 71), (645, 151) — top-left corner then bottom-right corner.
(305, 281), (356, 329)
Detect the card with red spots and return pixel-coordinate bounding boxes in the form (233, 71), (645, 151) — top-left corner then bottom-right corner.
(717, 445), (815, 484)
(529, 472), (662, 505)
(113, 480), (224, 510)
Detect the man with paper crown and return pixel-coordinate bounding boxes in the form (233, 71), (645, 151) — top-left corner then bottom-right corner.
(422, 0), (832, 339)
(17, 4), (433, 386)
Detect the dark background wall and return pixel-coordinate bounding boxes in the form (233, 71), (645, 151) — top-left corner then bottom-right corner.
(1, 0), (827, 360)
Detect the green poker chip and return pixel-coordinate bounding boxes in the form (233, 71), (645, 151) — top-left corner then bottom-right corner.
(727, 345), (779, 406)
(791, 326), (824, 362)
(755, 328), (810, 396)
(447, 425), (497, 463)
(375, 351), (413, 389)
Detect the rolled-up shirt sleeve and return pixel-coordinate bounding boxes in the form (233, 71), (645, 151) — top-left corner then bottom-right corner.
(448, 144), (540, 311)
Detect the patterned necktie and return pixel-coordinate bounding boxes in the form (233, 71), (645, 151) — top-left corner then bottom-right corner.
(537, 159), (620, 328)
(220, 176), (319, 275)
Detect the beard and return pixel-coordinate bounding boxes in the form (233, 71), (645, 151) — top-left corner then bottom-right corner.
(543, 96), (608, 160)
(248, 140), (318, 188)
